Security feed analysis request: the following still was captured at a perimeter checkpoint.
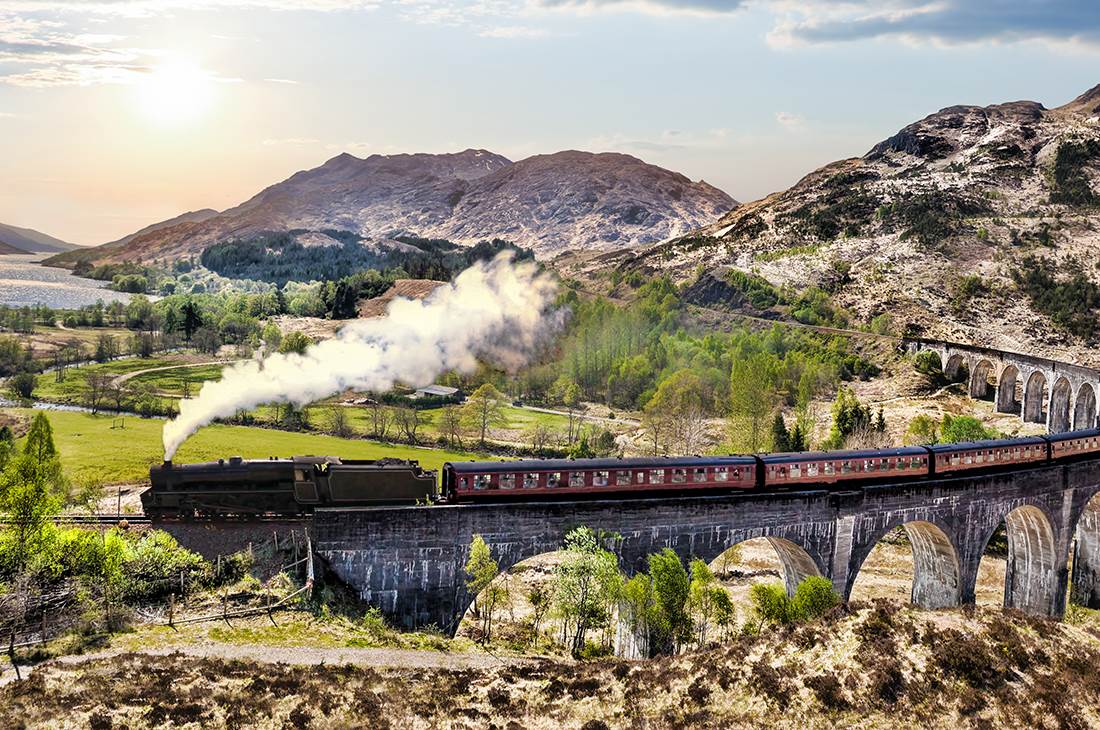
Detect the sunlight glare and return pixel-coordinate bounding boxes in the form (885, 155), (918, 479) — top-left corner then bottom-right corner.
(136, 60), (215, 127)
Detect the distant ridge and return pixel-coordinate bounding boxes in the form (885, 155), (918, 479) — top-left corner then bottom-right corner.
(0, 222), (78, 254)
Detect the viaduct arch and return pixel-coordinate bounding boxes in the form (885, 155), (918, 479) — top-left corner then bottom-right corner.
(314, 460), (1100, 634)
(906, 339), (1100, 433)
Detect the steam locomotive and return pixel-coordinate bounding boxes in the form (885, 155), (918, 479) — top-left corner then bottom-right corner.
(142, 456), (437, 518)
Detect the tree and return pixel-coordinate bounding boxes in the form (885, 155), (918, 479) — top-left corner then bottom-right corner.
(180, 298), (203, 341)
(553, 526), (623, 655)
(367, 402), (391, 440)
(7, 372), (35, 401)
(260, 322), (283, 352)
(648, 548), (691, 655)
(279, 331), (312, 355)
(464, 535), (500, 639)
(325, 405), (352, 438)
(688, 558), (726, 646)
(393, 406), (424, 444)
(904, 414), (939, 445)
(84, 373), (113, 414)
(463, 383), (507, 446)
(107, 379), (132, 413)
(621, 573), (657, 658)
(550, 376), (583, 443)
(822, 387), (873, 449)
(94, 333), (119, 363)
(729, 353), (778, 452)
(642, 370), (709, 456)
(771, 413), (790, 453)
(0, 426), (13, 472)
(528, 584), (551, 645)
(192, 326), (222, 355)
(941, 414), (996, 443)
(526, 423), (552, 455)
(0, 414), (64, 571)
(439, 405), (464, 448)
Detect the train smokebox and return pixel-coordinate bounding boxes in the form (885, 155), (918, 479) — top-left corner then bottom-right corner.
(162, 460), (172, 468)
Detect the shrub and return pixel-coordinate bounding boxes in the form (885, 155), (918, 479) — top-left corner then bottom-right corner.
(750, 583), (791, 626)
(913, 350), (944, 380)
(7, 371), (35, 400)
(790, 576), (840, 621)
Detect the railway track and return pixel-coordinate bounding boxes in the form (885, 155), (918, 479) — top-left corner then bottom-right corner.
(54, 514), (152, 525)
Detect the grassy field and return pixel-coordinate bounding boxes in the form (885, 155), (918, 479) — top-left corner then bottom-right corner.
(126, 363), (227, 396)
(6, 408), (481, 485)
(33, 356), (199, 403)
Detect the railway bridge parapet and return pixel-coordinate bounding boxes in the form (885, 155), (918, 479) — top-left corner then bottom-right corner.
(313, 459), (1100, 634)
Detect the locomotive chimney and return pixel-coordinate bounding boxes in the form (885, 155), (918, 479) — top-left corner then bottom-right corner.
(162, 459), (172, 468)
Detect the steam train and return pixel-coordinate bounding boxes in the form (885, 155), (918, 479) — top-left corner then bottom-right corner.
(142, 456), (438, 518)
(440, 428), (1100, 501)
(142, 428), (1100, 518)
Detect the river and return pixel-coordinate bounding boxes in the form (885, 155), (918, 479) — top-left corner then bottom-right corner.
(0, 254), (133, 309)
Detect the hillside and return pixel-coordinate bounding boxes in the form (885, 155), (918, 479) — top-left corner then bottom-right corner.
(46, 149), (734, 267)
(0, 222), (78, 254)
(6, 604), (1100, 728)
(562, 84), (1100, 364)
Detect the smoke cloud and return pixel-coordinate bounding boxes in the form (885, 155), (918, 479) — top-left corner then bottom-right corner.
(162, 253), (558, 460)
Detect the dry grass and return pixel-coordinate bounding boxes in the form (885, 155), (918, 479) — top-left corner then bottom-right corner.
(6, 603), (1100, 729)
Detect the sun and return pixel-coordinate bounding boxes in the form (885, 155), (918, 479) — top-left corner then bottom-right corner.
(136, 60), (215, 127)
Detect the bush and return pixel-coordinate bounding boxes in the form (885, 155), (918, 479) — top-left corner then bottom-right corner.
(750, 583), (791, 626)
(790, 576), (840, 621)
(913, 350), (944, 380)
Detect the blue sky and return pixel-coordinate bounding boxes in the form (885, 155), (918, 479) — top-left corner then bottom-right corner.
(0, 0), (1098, 244)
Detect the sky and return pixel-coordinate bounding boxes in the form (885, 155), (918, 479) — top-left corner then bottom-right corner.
(0, 0), (1098, 245)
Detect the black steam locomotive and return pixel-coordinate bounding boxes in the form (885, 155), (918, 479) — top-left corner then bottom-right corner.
(143, 456), (437, 518)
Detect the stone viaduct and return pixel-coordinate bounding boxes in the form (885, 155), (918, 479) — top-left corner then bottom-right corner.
(905, 338), (1100, 433)
(313, 458), (1100, 635)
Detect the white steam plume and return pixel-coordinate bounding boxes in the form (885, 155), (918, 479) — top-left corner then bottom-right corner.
(162, 253), (557, 460)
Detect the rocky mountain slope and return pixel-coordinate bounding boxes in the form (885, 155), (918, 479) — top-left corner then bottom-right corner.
(48, 149), (734, 267)
(563, 84), (1100, 364)
(0, 222), (78, 254)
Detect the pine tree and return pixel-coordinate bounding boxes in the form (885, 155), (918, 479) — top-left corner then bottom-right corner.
(770, 413), (790, 452)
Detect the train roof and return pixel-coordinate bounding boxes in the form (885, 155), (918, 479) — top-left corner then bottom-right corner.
(444, 455), (757, 474)
(926, 435), (1047, 453)
(1045, 428), (1100, 443)
(761, 447), (928, 464)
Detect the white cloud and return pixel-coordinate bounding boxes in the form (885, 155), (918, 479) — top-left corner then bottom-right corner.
(588, 127), (735, 152)
(775, 111), (805, 130)
(264, 77), (300, 84)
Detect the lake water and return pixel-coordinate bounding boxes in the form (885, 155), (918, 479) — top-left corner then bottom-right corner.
(0, 254), (133, 309)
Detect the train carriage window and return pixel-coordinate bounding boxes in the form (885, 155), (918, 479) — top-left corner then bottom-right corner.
(911, 457), (922, 468)
(881, 458), (891, 470)
(693, 468), (707, 483)
(950, 454), (960, 466)
(963, 452), (974, 464)
(807, 463), (820, 477)
(841, 461), (852, 474)
(459, 477), (469, 490)
(474, 474), (491, 490)
(790, 464), (802, 478)
(714, 467), (729, 482)
(548, 472), (561, 488)
(500, 473), (516, 489)
(824, 462), (836, 476)
(569, 472), (586, 487)
(865, 460), (877, 472)
(975, 452), (984, 464)
(651, 469), (665, 484)
(732, 468), (742, 481)
(672, 468), (687, 483)
(636, 471), (647, 484)
(616, 471), (632, 486)
(594, 471), (610, 487)
(524, 473), (540, 489)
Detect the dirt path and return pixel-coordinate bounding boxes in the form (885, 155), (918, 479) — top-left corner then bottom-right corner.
(0, 642), (537, 687)
(111, 360), (238, 388)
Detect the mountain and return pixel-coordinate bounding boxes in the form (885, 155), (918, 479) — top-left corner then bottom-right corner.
(46, 148), (735, 266)
(563, 84), (1100, 363)
(0, 222), (78, 254)
(46, 209), (220, 267)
